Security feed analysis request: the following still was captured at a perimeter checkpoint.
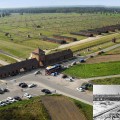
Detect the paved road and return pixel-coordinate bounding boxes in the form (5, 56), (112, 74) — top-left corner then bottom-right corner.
(1, 71), (93, 105)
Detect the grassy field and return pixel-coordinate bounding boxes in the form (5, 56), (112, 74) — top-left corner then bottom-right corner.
(0, 97), (50, 120)
(91, 77), (120, 85)
(63, 61), (120, 78)
(0, 53), (17, 63)
(0, 13), (120, 60)
(0, 95), (92, 120)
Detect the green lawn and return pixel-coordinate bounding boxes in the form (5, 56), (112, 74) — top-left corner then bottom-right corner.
(63, 61), (120, 78)
(0, 53), (17, 63)
(91, 77), (120, 85)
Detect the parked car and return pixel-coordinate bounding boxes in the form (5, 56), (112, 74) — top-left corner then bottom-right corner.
(0, 101), (7, 106)
(19, 82), (25, 86)
(14, 96), (22, 101)
(62, 74), (68, 79)
(28, 84), (37, 88)
(51, 72), (58, 76)
(7, 97), (17, 103)
(76, 87), (85, 92)
(81, 83), (93, 90)
(1, 88), (9, 92)
(4, 100), (11, 104)
(79, 59), (86, 63)
(41, 89), (52, 94)
(19, 83), (28, 88)
(0, 89), (4, 94)
(24, 93), (32, 99)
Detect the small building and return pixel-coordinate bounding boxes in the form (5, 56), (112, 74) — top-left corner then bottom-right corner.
(31, 48), (73, 67)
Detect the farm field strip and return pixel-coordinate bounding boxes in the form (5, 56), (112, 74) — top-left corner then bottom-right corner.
(77, 39), (120, 56)
(105, 46), (120, 55)
(66, 32), (120, 53)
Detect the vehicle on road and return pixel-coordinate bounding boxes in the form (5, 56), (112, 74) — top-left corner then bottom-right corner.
(1, 88), (9, 92)
(76, 87), (85, 92)
(81, 83), (93, 90)
(14, 96), (22, 101)
(19, 83), (28, 88)
(41, 89), (52, 94)
(24, 93), (32, 99)
(45, 64), (62, 75)
(65, 77), (74, 82)
(62, 74), (68, 78)
(28, 84), (37, 88)
(0, 89), (4, 94)
(0, 101), (7, 106)
(7, 97), (17, 103)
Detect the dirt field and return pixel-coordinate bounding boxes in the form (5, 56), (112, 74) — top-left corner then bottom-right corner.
(86, 54), (120, 64)
(41, 96), (87, 120)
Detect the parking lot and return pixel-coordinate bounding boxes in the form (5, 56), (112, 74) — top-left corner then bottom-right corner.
(0, 69), (93, 105)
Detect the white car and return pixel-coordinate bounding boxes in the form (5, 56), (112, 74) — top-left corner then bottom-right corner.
(0, 102), (7, 106)
(24, 93), (32, 99)
(28, 84), (37, 88)
(0, 101), (7, 106)
(76, 87), (85, 92)
(65, 78), (74, 82)
(7, 97), (17, 103)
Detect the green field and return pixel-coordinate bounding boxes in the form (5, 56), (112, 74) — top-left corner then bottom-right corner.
(1, 13), (120, 60)
(0, 53), (17, 63)
(91, 77), (120, 85)
(64, 61), (120, 78)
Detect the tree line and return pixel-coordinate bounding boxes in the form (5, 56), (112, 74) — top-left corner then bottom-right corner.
(0, 7), (120, 15)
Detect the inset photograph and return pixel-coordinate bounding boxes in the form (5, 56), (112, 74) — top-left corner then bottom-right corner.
(93, 85), (120, 120)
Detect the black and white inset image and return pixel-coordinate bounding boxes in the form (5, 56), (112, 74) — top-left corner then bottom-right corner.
(93, 85), (120, 120)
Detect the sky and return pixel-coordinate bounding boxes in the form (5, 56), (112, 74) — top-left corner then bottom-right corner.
(93, 85), (120, 95)
(0, 0), (120, 8)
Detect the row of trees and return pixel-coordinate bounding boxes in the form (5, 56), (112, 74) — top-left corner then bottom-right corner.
(0, 7), (120, 14)
(0, 12), (11, 17)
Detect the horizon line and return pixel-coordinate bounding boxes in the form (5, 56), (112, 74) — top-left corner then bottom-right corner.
(0, 5), (120, 9)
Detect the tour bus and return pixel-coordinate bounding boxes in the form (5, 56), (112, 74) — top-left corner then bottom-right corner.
(45, 64), (62, 75)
